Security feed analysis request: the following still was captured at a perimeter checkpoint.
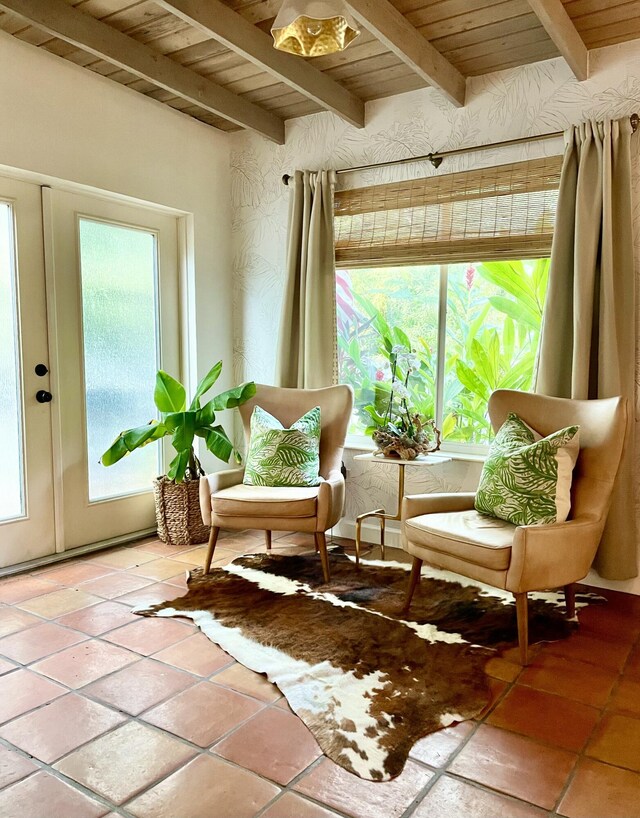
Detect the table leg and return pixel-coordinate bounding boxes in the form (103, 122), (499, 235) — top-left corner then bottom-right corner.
(355, 507), (384, 569)
(396, 464), (405, 517)
(351, 457), (435, 569)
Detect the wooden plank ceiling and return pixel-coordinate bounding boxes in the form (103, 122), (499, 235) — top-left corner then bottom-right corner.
(0, 0), (638, 142)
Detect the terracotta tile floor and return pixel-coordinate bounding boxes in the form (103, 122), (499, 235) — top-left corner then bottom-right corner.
(0, 530), (638, 817)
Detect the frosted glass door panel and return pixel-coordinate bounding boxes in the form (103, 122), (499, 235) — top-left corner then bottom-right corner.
(0, 203), (24, 520)
(50, 188), (179, 550)
(79, 219), (160, 501)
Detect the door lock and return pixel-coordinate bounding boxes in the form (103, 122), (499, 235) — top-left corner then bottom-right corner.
(36, 390), (53, 403)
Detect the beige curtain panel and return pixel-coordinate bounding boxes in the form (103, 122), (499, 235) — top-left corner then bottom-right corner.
(537, 117), (637, 580)
(276, 169), (338, 389)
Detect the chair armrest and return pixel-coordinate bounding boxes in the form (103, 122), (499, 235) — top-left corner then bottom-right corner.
(507, 516), (603, 593)
(199, 468), (245, 525)
(402, 492), (477, 521)
(317, 470), (345, 531)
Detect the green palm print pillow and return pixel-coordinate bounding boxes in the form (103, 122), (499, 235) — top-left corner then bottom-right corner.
(475, 413), (580, 526)
(243, 406), (321, 487)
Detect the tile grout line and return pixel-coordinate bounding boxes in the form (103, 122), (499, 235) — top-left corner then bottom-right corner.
(399, 665), (519, 817)
(550, 621), (640, 816)
(0, 692), (286, 815)
(0, 559), (533, 818)
(0, 587), (282, 726)
(2, 537), (640, 818)
(432, 599), (640, 817)
(0, 734), (133, 816)
(250, 756), (342, 818)
(0, 637), (254, 753)
(0, 625), (195, 685)
(0, 614), (287, 811)
(399, 640), (600, 817)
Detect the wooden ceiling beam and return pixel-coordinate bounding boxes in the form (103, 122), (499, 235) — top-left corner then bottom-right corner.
(155, 0), (365, 128)
(344, 0), (466, 107)
(526, 0), (588, 80)
(0, 0), (285, 143)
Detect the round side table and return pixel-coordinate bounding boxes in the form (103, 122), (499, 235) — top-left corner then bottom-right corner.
(352, 452), (452, 566)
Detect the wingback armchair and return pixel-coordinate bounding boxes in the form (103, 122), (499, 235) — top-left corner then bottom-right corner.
(401, 389), (628, 664)
(200, 383), (353, 582)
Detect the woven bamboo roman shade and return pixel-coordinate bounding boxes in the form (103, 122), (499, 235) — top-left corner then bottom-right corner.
(334, 156), (562, 267)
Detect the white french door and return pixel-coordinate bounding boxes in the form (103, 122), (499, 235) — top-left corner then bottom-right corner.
(0, 179), (181, 567)
(0, 178), (56, 567)
(47, 190), (181, 551)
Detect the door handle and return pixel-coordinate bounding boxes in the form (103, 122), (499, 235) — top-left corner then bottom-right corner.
(36, 390), (53, 403)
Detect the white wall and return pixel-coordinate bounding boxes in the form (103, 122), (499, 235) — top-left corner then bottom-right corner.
(0, 31), (233, 473)
(229, 39), (640, 594)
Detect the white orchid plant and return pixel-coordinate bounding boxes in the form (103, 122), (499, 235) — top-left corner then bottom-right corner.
(382, 344), (419, 432)
(365, 343), (441, 458)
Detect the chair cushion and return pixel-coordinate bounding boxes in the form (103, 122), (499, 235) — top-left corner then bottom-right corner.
(212, 484), (319, 518)
(405, 510), (516, 570)
(243, 406), (321, 487)
(475, 413), (580, 526)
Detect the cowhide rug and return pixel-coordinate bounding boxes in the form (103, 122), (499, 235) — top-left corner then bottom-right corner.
(135, 549), (599, 782)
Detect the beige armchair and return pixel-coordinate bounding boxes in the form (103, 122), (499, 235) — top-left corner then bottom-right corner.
(200, 383), (353, 582)
(401, 389), (628, 664)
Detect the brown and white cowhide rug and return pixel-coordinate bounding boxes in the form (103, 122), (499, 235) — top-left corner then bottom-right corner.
(135, 549), (599, 782)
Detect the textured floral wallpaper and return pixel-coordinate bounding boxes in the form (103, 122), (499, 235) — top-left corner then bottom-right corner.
(228, 39), (640, 578)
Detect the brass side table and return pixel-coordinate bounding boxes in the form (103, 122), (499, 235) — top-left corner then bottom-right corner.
(352, 452), (452, 567)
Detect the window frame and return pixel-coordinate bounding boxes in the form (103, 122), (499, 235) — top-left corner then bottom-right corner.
(338, 258), (544, 455)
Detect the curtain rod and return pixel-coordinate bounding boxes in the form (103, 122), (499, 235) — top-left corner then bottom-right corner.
(281, 113), (639, 185)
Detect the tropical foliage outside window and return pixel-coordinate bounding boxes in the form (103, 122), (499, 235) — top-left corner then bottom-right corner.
(337, 259), (549, 446)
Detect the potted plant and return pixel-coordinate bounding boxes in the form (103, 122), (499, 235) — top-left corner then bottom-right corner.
(101, 362), (255, 545)
(364, 344), (440, 460)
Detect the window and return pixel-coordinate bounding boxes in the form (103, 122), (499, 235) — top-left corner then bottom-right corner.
(337, 259), (548, 447)
(334, 157), (560, 449)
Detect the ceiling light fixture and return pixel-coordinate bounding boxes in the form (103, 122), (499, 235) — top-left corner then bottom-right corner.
(271, 1), (360, 57)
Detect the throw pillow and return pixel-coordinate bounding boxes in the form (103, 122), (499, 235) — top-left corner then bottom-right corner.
(475, 412), (580, 526)
(243, 406), (321, 487)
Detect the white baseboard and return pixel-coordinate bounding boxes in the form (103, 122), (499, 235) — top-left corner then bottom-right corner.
(0, 527), (157, 579)
(333, 518), (402, 548)
(585, 568), (640, 596)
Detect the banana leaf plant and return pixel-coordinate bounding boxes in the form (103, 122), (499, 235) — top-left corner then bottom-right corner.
(100, 362), (256, 483)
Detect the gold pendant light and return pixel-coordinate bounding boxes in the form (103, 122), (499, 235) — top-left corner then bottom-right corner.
(271, 1), (360, 57)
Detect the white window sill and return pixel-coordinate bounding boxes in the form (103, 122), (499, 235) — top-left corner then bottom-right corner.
(344, 436), (487, 463)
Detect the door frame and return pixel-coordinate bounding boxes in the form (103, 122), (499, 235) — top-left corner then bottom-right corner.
(42, 186), (193, 554)
(0, 176), (56, 566)
(0, 169), (197, 574)
(42, 186), (65, 553)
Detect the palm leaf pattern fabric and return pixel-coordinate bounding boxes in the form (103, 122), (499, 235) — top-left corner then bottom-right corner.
(244, 406), (321, 487)
(475, 413), (579, 526)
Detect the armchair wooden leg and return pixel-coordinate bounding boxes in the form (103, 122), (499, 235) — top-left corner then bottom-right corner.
(315, 532), (331, 583)
(204, 526), (220, 575)
(515, 592), (529, 666)
(265, 531), (272, 551)
(564, 583), (576, 618)
(401, 557), (423, 617)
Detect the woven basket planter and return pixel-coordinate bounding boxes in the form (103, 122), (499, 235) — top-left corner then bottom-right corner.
(153, 476), (209, 546)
